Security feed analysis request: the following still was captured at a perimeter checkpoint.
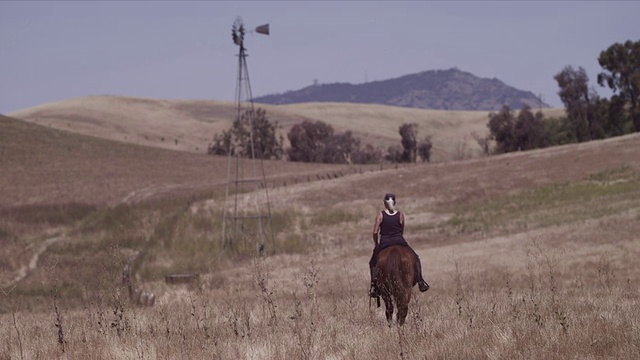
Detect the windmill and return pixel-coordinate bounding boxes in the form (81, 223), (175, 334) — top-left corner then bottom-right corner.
(222, 17), (273, 253)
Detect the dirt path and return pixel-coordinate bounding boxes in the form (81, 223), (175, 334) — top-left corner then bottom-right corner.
(120, 184), (184, 203)
(7, 234), (65, 288)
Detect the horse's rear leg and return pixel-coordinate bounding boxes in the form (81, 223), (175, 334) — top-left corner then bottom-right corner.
(397, 304), (408, 326)
(383, 296), (394, 326)
(396, 291), (412, 326)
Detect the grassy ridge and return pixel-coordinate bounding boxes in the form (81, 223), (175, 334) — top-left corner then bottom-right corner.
(446, 166), (640, 234)
(9, 95), (565, 162)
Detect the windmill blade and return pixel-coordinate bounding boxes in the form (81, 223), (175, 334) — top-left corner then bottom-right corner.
(232, 17), (245, 45)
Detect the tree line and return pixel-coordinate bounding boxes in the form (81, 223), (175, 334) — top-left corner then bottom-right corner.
(487, 39), (639, 154)
(210, 39), (639, 162)
(208, 110), (432, 164)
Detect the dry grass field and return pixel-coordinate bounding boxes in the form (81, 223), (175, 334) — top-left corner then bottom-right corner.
(1, 103), (639, 360)
(8, 95), (566, 163)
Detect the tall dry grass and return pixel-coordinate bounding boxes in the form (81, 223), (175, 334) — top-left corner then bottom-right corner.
(2, 163), (640, 359)
(2, 230), (638, 359)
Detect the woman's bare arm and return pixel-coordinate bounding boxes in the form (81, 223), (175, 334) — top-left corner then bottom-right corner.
(372, 212), (382, 245)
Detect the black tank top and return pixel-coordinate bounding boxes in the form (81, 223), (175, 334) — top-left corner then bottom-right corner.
(380, 211), (403, 238)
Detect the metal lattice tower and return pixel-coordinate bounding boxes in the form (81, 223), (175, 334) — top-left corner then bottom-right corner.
(221, 17), (274, 253)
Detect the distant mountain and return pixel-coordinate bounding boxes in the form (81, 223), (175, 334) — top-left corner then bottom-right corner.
(253, 68), (548, 111)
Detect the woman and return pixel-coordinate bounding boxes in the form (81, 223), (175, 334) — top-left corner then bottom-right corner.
(369, 193), (430, 297)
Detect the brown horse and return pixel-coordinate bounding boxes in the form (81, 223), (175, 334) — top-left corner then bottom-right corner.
(374, 245), (416, 326)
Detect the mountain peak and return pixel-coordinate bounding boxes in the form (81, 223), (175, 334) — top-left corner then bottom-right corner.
(254, 68), (548, 111)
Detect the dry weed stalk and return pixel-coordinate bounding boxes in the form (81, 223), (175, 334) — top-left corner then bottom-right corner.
(93, 293), (108, 335)
(122, 251), (156, 307)
(303, 259), (319, 311)
(52, 291), (66, 353)
(525, 236), (570, 334)
(11, 311), (24, 360)
(289, 261), (321, 359)
(223, 287), (252, 339)
(2, 285), (24, 359)
(290, 291), (314, 360)
(251, 256), (278, 326)
(449, 252), (475, 327)
(596, 252), (615, 291)
(108, 288), (129, 338)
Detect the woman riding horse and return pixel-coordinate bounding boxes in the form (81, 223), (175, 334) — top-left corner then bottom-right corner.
(369, 193), (430, 297)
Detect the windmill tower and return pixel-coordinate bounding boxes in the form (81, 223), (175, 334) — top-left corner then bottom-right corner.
(221, 17), (274, 253)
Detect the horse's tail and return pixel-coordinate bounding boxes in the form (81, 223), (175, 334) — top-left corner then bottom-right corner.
(385, 247), (413, 294)
(393, 247), (414, 325)
(386, 248), (401, 290)
(376, 245), (415, 325)
(401, 248), (415, 290)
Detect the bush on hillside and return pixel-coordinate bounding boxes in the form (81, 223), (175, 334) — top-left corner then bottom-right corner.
(399, 123), (418, 163)
(208, 108), (284, 160)
(287, 120), (383, 164)
(487, 105), (549, 153)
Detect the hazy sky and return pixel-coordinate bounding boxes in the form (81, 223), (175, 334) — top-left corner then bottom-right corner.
(1, 1), (639, 114)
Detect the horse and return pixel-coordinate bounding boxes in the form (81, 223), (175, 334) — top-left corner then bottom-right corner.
(373, 244), (417, 326)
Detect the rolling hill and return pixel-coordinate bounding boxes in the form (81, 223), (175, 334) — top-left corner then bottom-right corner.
(0, 114), (364, 207)
(8, 95), (565, 163)
(253, 68), (550, 111)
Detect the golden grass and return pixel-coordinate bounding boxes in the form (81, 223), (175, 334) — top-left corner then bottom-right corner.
(0, 114), (382, 207)
(1, 111), (639, 359)
(2, 219), (639, 359)
(8, 94), (567, 162)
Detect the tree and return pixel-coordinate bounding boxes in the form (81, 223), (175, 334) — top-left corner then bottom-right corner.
(208, 108), (283, 160)
(287, 120), (334, 163)
(545, 116), (576, 146)
(417, 137), (433, 162)
(249, 108), (284, 159)
(287, 121), (382, 164)
(599, 95), (632, 136)
(487, 105), (517, 153)
(487, 105), (550, 153)
(597, 40), (640, 132)
(471, 131), (491, 155)
(554, 66), (602, 142)
(514, 106), (548, 150)
(322, 130), (360, 164)
(208, 131), (231, 156)
(399, 123), (418, 163)
(385, 145), (403, 163)
(352, 144), (383, 164)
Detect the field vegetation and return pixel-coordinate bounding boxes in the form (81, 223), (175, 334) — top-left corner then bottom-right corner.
(1, 108), (639, 359)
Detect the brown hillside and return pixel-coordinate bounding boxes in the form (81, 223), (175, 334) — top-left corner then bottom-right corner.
(9, 95), (566, 162)
(0, 114), (370, 207)
(271, 131), (640, 225)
